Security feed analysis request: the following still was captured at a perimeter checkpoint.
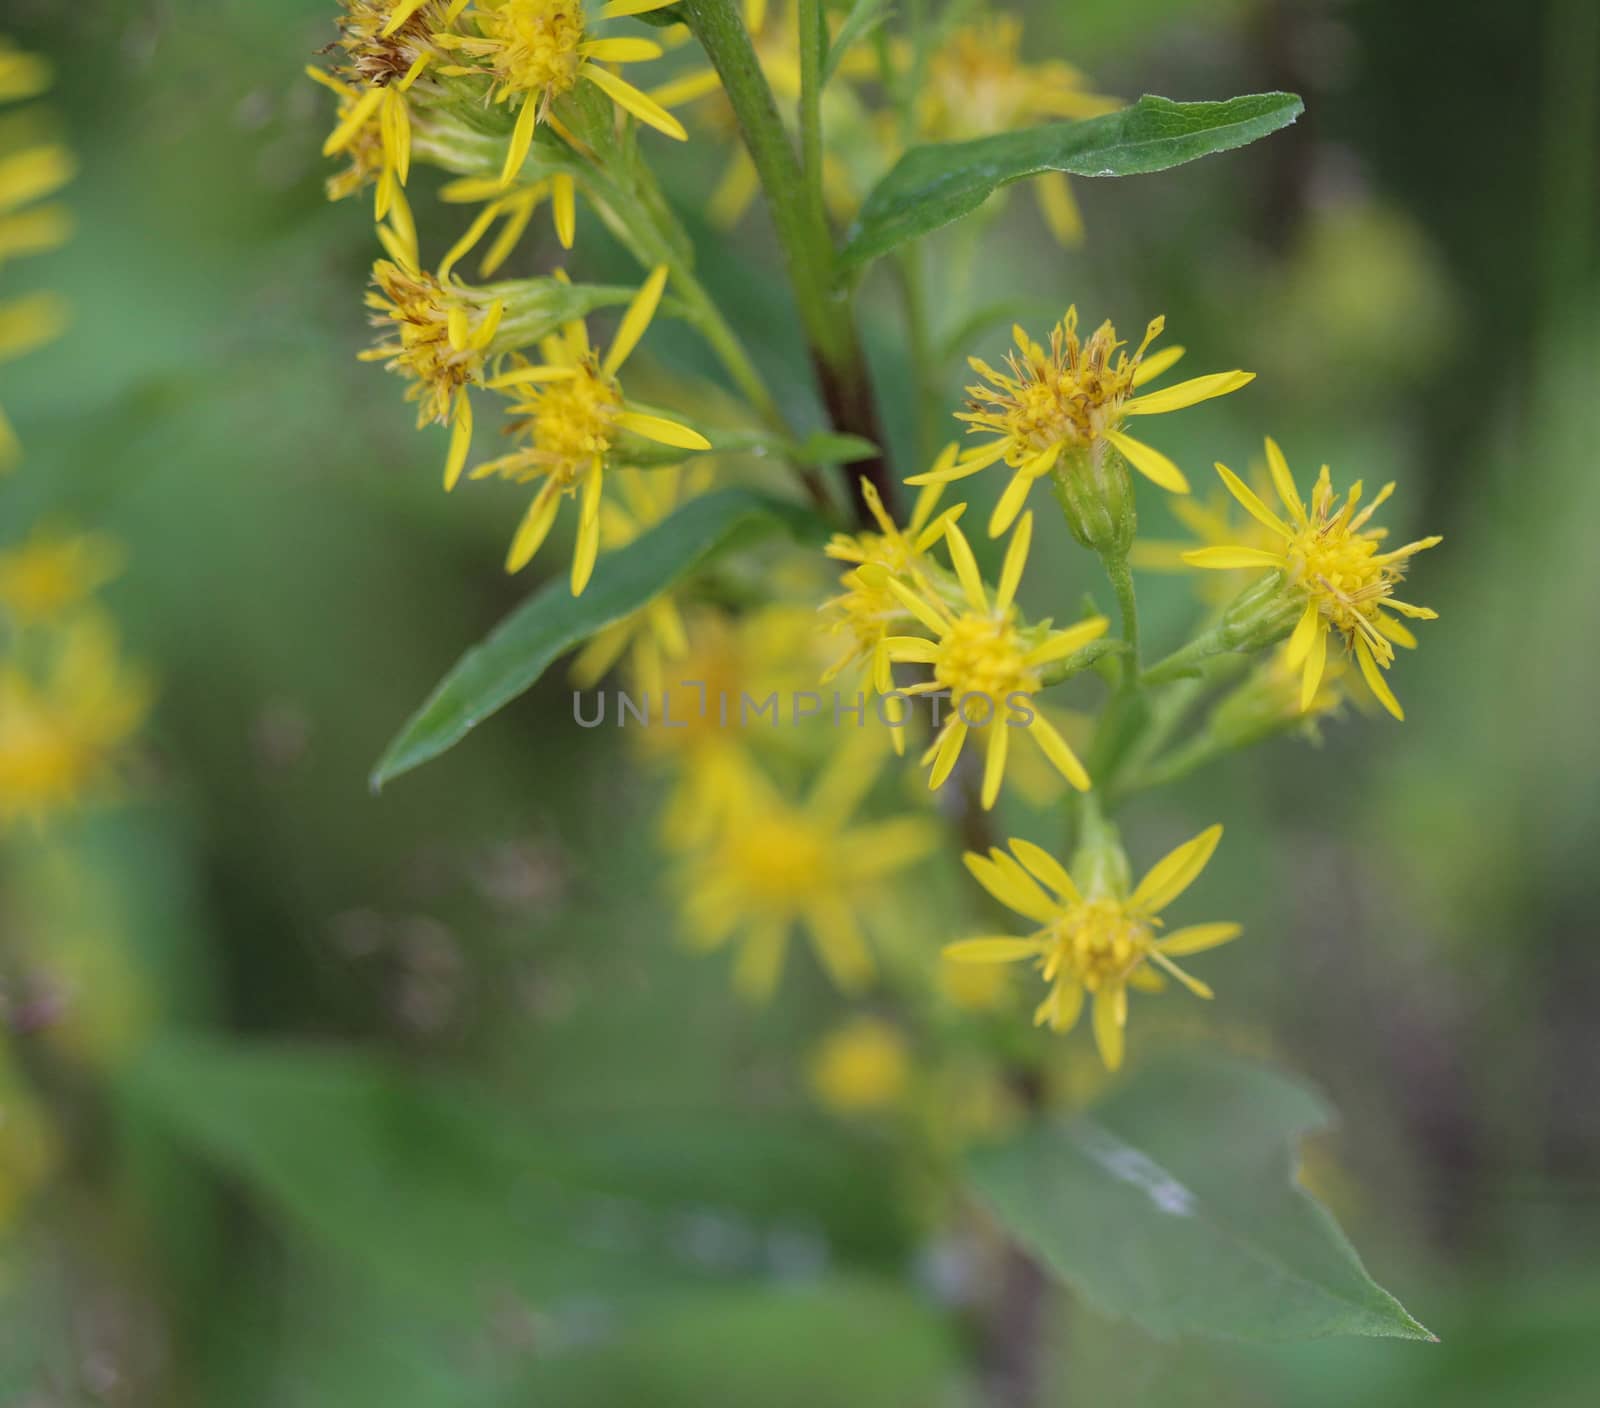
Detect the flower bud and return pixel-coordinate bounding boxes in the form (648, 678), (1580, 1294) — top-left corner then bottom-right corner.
(1050, 442), (1136, 557)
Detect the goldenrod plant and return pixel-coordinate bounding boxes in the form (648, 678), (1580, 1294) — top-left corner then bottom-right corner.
(302, 0), (1452, 1356)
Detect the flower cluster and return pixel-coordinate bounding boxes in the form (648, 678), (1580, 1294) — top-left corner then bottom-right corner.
(315, 3), (1441, 1078)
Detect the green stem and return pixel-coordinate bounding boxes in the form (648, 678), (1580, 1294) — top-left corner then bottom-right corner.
(1100, 552), (1140, 690)
(797, 0), (828, 248)
(894, 248), (940, 468)
(681, 0), (897, 524)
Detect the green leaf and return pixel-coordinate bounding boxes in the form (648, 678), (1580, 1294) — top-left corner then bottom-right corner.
(965, 1050), (1433, 1343)
(126, 1037), (906, 1307)
(840, 93), (1305, 273)
(370, 488), (818, 789)
(823, 0), (894, 86)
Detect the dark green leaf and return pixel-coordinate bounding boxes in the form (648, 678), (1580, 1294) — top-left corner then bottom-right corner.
(127, 1037), (904, 1307)
(840, 93), (1305, 272)
(966, 1050), (1433, 1343)
(370, 488), (818, 788)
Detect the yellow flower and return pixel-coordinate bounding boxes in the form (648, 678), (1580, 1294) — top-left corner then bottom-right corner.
(0, 527), (122, 624)
(808, 1016), (910, 1114)
(679, 737), (937, 1001)
(467, 265), (710, 593)
(0, 615), (150, 830)
(883, 513), (1109, 808)
(910, 310), (1254, 537)
(0, 36), (73, 471)
(435, 0), (687, 187)
(360, 257), (510, 488)
(946, 826), (1241, 1070)
(567, 463), (708, 695)
(917, 15), (1119, 245)
(1182, 438), (1441, 720)
(820, 447), (966, 695)
(307, 66), (415, 219)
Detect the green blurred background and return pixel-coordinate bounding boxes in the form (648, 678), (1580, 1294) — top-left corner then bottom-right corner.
(3, 0), (1599, 1403)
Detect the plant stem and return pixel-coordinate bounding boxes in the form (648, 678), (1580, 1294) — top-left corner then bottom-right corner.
(1100, 552), (1140, 690)
(797, 0), (828, 247)
(681, 0), (897, 525)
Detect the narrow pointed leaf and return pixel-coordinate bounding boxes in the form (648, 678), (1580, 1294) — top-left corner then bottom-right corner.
(371, 489), (820, 788)
(840, 93), (1304, 272)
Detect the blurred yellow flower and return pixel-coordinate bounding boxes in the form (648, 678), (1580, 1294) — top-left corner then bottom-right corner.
(678, 736), (936, 1001)
(916, 15), (1119, 245)
(0, 36), (73, 471)
(946, 827), (1241, 1070)
(910, 310), (1254, 537)
(436, 0), (687, 187)
(1183, 438), (1441, 719)
(883, 514), (1108, 808)
(0, 528), (121, 624)
(808, 1016), (909, 1114)
(0, 615), (150, 830)
(467, 267), (708, 591)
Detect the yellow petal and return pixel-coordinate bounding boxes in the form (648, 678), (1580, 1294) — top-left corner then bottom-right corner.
(603, 264), (669, 376)
(502, 93), (539, 187)
(1007, 838), (1081, 905)
(994, 511), (1032, 613)
(617, 410), (710, 449)
(1103, 429), (1188, 494)
(943, 519), (988, 612)
(1213, 461), (1292, 538)
(579, 38), (663, 62)
(1284, 600), (1320, 669)
(582, 64), (689, 140)
(963, 851), (1057, 924)
(1158, 923), (1242, 956)
(1092, 988), (1126, 1070)
(988, 465), (1036, 537)
(944, 937), (1044, 963)
(1263, 436), (1305, 523)
(980, 722), (1009, 810)
(1129, 824), (1223, 915)
(1028, 713), (1090, 791)
(1300, 619), (1327, 711)
(1123, 370), (1255, 416)
(506, 483), (562, 573)
(1180, 545), (1285, 570)
(1131, 343), (1185, 387)
(551, 171), (576, 250)
(1356, 638), (1404, 721)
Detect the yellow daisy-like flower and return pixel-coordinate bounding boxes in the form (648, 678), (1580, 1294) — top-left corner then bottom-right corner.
(910, 309), (1254, 538)
(0, 36), (73, 471)
(917, 15), (1119, 246)
(1182, 438), (1441, 720)
(0, 528), (122, 625)
(467, 264), (710, 593)
(360, 256), (511, 489)
(679, 736), (937, 1001)
(0, 615), (151, 831)
(883, 513), (1109, 808)
(307, 65), (415, 219)
(946, 826), (1241, 1070)
(436, 0), (687, 188)
(820, 446), (966, 694)
(808, 1016), (910, 1115)
(567, 463), (709, 696)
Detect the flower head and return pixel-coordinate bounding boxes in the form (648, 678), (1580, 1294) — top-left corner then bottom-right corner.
(361, 257), (509, 487)
(809, 1016), (910, 1114)
(0, 615), (150, 830)
(467, 265), (709, 593)
(884, 514), (1108, 808)
(678, 736), (936, 1001)
(436, 0), (687, 187)
(946, 826), (1241, 1070)
(821, 447), (966, 694)
(1182, 438), (1441, 719)
(911, 310), (1254, 538)
(0, 528), (121, 624)
(917, 15), (1118, 245)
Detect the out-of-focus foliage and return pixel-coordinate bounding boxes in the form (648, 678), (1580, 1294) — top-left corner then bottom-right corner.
(1, 0), (1597, 1404)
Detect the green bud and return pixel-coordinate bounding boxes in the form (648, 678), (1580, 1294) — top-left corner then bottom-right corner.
(1050, 442), (1136, 556)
